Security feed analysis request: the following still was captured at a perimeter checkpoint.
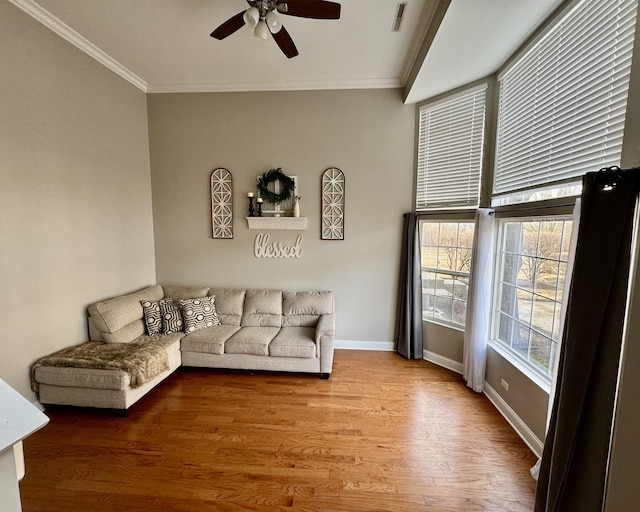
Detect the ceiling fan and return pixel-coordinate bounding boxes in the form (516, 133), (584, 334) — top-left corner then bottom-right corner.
(210, 0), (341, 59)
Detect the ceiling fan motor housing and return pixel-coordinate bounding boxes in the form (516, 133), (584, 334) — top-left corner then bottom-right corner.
(247, 0), (282, 19)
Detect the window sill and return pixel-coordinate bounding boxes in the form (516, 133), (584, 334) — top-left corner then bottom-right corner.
(487, 341), (552, 394)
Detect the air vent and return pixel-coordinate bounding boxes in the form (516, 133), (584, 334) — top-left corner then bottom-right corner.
(392, 2), (407, 32)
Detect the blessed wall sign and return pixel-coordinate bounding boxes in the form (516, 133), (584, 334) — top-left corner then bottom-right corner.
(254, 233), (303, 259)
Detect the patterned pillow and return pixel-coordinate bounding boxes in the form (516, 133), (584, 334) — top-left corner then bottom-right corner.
(159, 298), (184, 334)
(179, 296), (220, 334)
(140, 300), (163, 335)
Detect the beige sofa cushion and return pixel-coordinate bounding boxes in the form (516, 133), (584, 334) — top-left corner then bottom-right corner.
(138, 332), (184, 349)
(181, 325), (240, 355)
(88, 285), (164, 334)
(241, 290), (282, 327)
(102, 319), (146, 344)
(163, 285), (210, 301)
(35, 366), (130, 391)
(225, 326), (279, 355)
(282, 291), (333, 327)
(209, 289), (245, 326)
(270, 327), (316, 358)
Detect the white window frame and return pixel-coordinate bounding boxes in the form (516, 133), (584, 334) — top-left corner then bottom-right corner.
(419, 218), (476, 330)
(489, 215), (574, 388)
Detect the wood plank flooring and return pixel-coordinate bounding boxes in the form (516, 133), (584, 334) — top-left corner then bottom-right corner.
(20, 350), (538, 511)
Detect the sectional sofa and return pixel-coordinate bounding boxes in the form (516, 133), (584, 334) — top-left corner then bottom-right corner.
(32, 285), (335, 412)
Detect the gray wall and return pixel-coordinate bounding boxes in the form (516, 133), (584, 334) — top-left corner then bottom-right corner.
(485, 347), (549, 440)
(605, 236), (640, 512)
(423, 321), (463, 363)
(0, 1), (156, 399)
(604, 12), (640, 509)
(147, 89), (414, 343)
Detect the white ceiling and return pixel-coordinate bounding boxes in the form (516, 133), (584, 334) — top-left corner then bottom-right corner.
(405, 0), (564, 103)
(9, 0), (564, 103)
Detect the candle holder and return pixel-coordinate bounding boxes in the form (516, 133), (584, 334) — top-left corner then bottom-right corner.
(257, 200), (263, 217)
(248, 196), (255, 217)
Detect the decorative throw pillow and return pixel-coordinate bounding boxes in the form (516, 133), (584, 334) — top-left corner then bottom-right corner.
(159, 298), (184, 334)
(179, 296), (220, 334)
(140, 300), (163, 335)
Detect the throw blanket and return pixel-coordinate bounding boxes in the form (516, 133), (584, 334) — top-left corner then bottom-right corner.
(32, 341), (169, 392)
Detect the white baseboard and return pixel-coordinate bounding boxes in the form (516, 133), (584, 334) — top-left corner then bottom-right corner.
(484, 382), (544, 458)
(334, 340), (395, 351)
(423, 350), (463, 374)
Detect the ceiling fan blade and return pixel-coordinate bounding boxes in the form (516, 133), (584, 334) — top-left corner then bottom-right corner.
(210, 11), (246, 40)
(271, 26), (299, 59)
(277, 0), (341, 19)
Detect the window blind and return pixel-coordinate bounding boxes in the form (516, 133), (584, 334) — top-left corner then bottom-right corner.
(416, 85), (487, 210)
(493, 0), (638, 199)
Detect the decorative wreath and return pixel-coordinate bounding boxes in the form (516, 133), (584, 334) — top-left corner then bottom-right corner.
(256, 168), (295, 204)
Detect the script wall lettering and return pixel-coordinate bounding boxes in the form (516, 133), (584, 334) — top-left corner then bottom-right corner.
(254, 233), (303, 259)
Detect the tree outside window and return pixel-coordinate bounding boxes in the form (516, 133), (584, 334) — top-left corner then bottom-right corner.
(493, 218), (572, 378)
(420, 221), (475, 328)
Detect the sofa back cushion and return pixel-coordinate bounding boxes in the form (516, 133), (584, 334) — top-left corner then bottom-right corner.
(209, 288), (245, 326)
(241, 290), (283, 327)
(102, 319), (147, 344)
(88, 285), (164, 342)
(282, 291), (334, 327)
(163, 285), (209, 301)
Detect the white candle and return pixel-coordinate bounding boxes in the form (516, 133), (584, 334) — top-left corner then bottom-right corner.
(247, 192), (254, 198)
(257, 197), (263, 203)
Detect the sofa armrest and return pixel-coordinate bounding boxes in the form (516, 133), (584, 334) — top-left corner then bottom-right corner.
(315, 314), (335, 344)
(315, 313), (335, 375)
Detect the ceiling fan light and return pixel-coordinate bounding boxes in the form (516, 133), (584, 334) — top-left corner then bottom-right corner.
(254, 20), (269, 40)
(266, 10), (282, 33)
(243, 7), (260, 28)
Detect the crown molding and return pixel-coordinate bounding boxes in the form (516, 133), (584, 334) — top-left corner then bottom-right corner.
(8, 0), (405, 96)
(7, 0), (148, 92)
(146, 77), (402, 94)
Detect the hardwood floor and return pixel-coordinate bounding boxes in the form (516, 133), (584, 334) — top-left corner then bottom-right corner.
(20, 350), (537, 511)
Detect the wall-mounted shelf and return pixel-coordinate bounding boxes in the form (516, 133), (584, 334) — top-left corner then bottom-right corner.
(246, 217), (307, 230)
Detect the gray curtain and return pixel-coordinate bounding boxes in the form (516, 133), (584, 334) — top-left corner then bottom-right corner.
(395, 212), (423, 359)
(535, 169), (640, 512)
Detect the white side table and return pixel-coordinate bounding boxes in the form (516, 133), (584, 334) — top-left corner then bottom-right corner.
(0, 378), (49, 512)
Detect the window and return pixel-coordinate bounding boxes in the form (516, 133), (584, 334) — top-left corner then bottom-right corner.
(487, 0), (637, 381)
(420, 220), (475, 328)
(493, 0), (637, 205)
(492, 218), (573, 379)
(416, 85), (487, 210)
